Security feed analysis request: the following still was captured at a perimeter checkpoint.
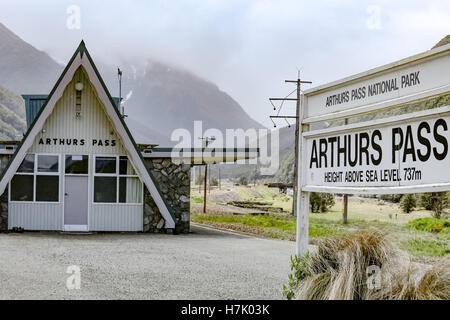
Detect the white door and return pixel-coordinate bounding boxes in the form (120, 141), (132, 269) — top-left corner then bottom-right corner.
(63, 155), (89, 231)
(64, 176), (89, 231)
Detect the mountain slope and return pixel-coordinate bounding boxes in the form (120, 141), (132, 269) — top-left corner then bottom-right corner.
(99, 61), (265, 144)
(0, 85), (26, 140)
(0, 23), (63, 94)
(0, 22), (264, 146)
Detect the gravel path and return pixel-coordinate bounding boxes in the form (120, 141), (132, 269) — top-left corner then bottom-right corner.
(0, 225), (295, 299)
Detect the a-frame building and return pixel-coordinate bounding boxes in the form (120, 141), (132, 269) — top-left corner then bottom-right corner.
(0, 41), (176, 232)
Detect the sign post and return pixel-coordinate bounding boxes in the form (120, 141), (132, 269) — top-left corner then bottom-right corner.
(295, 43), (450, 257)
(296, 94), (310, 257)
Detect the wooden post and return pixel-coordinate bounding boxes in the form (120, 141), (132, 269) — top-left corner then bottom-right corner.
(342, 194), (348, 224)
(198, 166), (201, 194)
(342, 118), (348, 224)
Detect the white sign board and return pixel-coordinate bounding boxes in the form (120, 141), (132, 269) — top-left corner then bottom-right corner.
(304, 44), (450, 121)
(304, 109), (450, 190)
(295, 43), (450, 257)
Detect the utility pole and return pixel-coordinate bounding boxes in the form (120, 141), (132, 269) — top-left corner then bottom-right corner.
(208, 165), (211, 194)
(218, 167), (221, 190)
(270, 72), (312, 216)
(199, 136), (215, 213)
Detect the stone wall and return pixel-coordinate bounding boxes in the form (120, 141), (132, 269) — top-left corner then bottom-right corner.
(143, 158), (191, 234)
(0, 154), (11, 231)
(0, 186), (7, 230)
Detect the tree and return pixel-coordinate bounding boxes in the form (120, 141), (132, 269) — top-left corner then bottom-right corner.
(400, 194), (416, 213)
(420, 192), (450, 219)
(310, 193), (335, 213)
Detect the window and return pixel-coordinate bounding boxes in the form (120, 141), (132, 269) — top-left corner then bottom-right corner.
(94, 177), (117, 203)
(10, 154), (60, 202)
(93, 155), (142, 204)
(36, 176), (59, 201)
(119, 156), (136, 175)
(65, 155), (89, 174)
(11, 175), (33, 201)
(17, 154), (34, 173)
(119, 177), (142, 203)
(95, 156), (116, 174)
(37, 155), (59, 173)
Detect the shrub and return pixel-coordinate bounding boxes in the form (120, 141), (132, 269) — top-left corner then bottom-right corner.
(283, 255), (310, 300)
(284, 231), (450, 300)
(400, 194), (417, 213)
(379, 194), (403, 203)
(210, 177), (218, 187)
(285, 230), (392, 300)
(407, 217), (450, 233)
(420, 192), (450, 219)
(310, 193), (335, 213)
(195, 173), (204, 185)
(237, 176), (248, 186)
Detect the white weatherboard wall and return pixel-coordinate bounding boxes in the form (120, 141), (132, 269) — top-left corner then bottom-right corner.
(9, 67), (143, 231)
(28, 68), (127, 155)
(8, 203), (62, 230)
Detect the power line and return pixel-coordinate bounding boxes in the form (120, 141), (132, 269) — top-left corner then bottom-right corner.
(269, 74), (312, 216)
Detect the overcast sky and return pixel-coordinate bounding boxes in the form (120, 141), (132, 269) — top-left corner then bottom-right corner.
(0, 0), (449, 127)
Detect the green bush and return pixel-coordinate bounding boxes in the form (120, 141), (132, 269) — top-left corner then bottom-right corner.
(283, 255), (310, 300)
(400, 194), (417, 213)
(310, 193), (335, 213)
(407, 217), (450, 233)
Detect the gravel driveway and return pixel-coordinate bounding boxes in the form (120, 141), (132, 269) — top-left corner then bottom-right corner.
(0, 224), (295, 299)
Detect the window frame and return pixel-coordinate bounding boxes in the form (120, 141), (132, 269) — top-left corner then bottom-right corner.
(92, 155), (143, 205)
(9, 153), (61, 203)
(64, 154), (90, 176)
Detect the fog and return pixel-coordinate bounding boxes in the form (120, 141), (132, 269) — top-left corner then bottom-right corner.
(0, 0), (449, 127)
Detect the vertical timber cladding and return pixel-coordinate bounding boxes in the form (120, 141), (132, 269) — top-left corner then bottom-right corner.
(301, 43), (450, 194)
(17, 67), (143, 231)
(29, 68), (126, 155)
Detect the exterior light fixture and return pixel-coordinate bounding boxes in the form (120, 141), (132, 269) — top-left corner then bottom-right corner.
(75, 82), (84, 91)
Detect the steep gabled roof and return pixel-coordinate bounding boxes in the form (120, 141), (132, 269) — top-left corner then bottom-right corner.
(0, 41), (176, 228)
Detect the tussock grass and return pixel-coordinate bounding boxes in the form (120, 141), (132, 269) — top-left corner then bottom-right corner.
(370, 256), (450, 300)
(291, 230), (450, 300)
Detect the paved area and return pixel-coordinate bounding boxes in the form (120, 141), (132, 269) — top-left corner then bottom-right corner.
(0, 224), (295, 299)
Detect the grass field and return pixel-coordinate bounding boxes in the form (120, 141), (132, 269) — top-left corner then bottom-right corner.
(191, 183), (450, 261)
